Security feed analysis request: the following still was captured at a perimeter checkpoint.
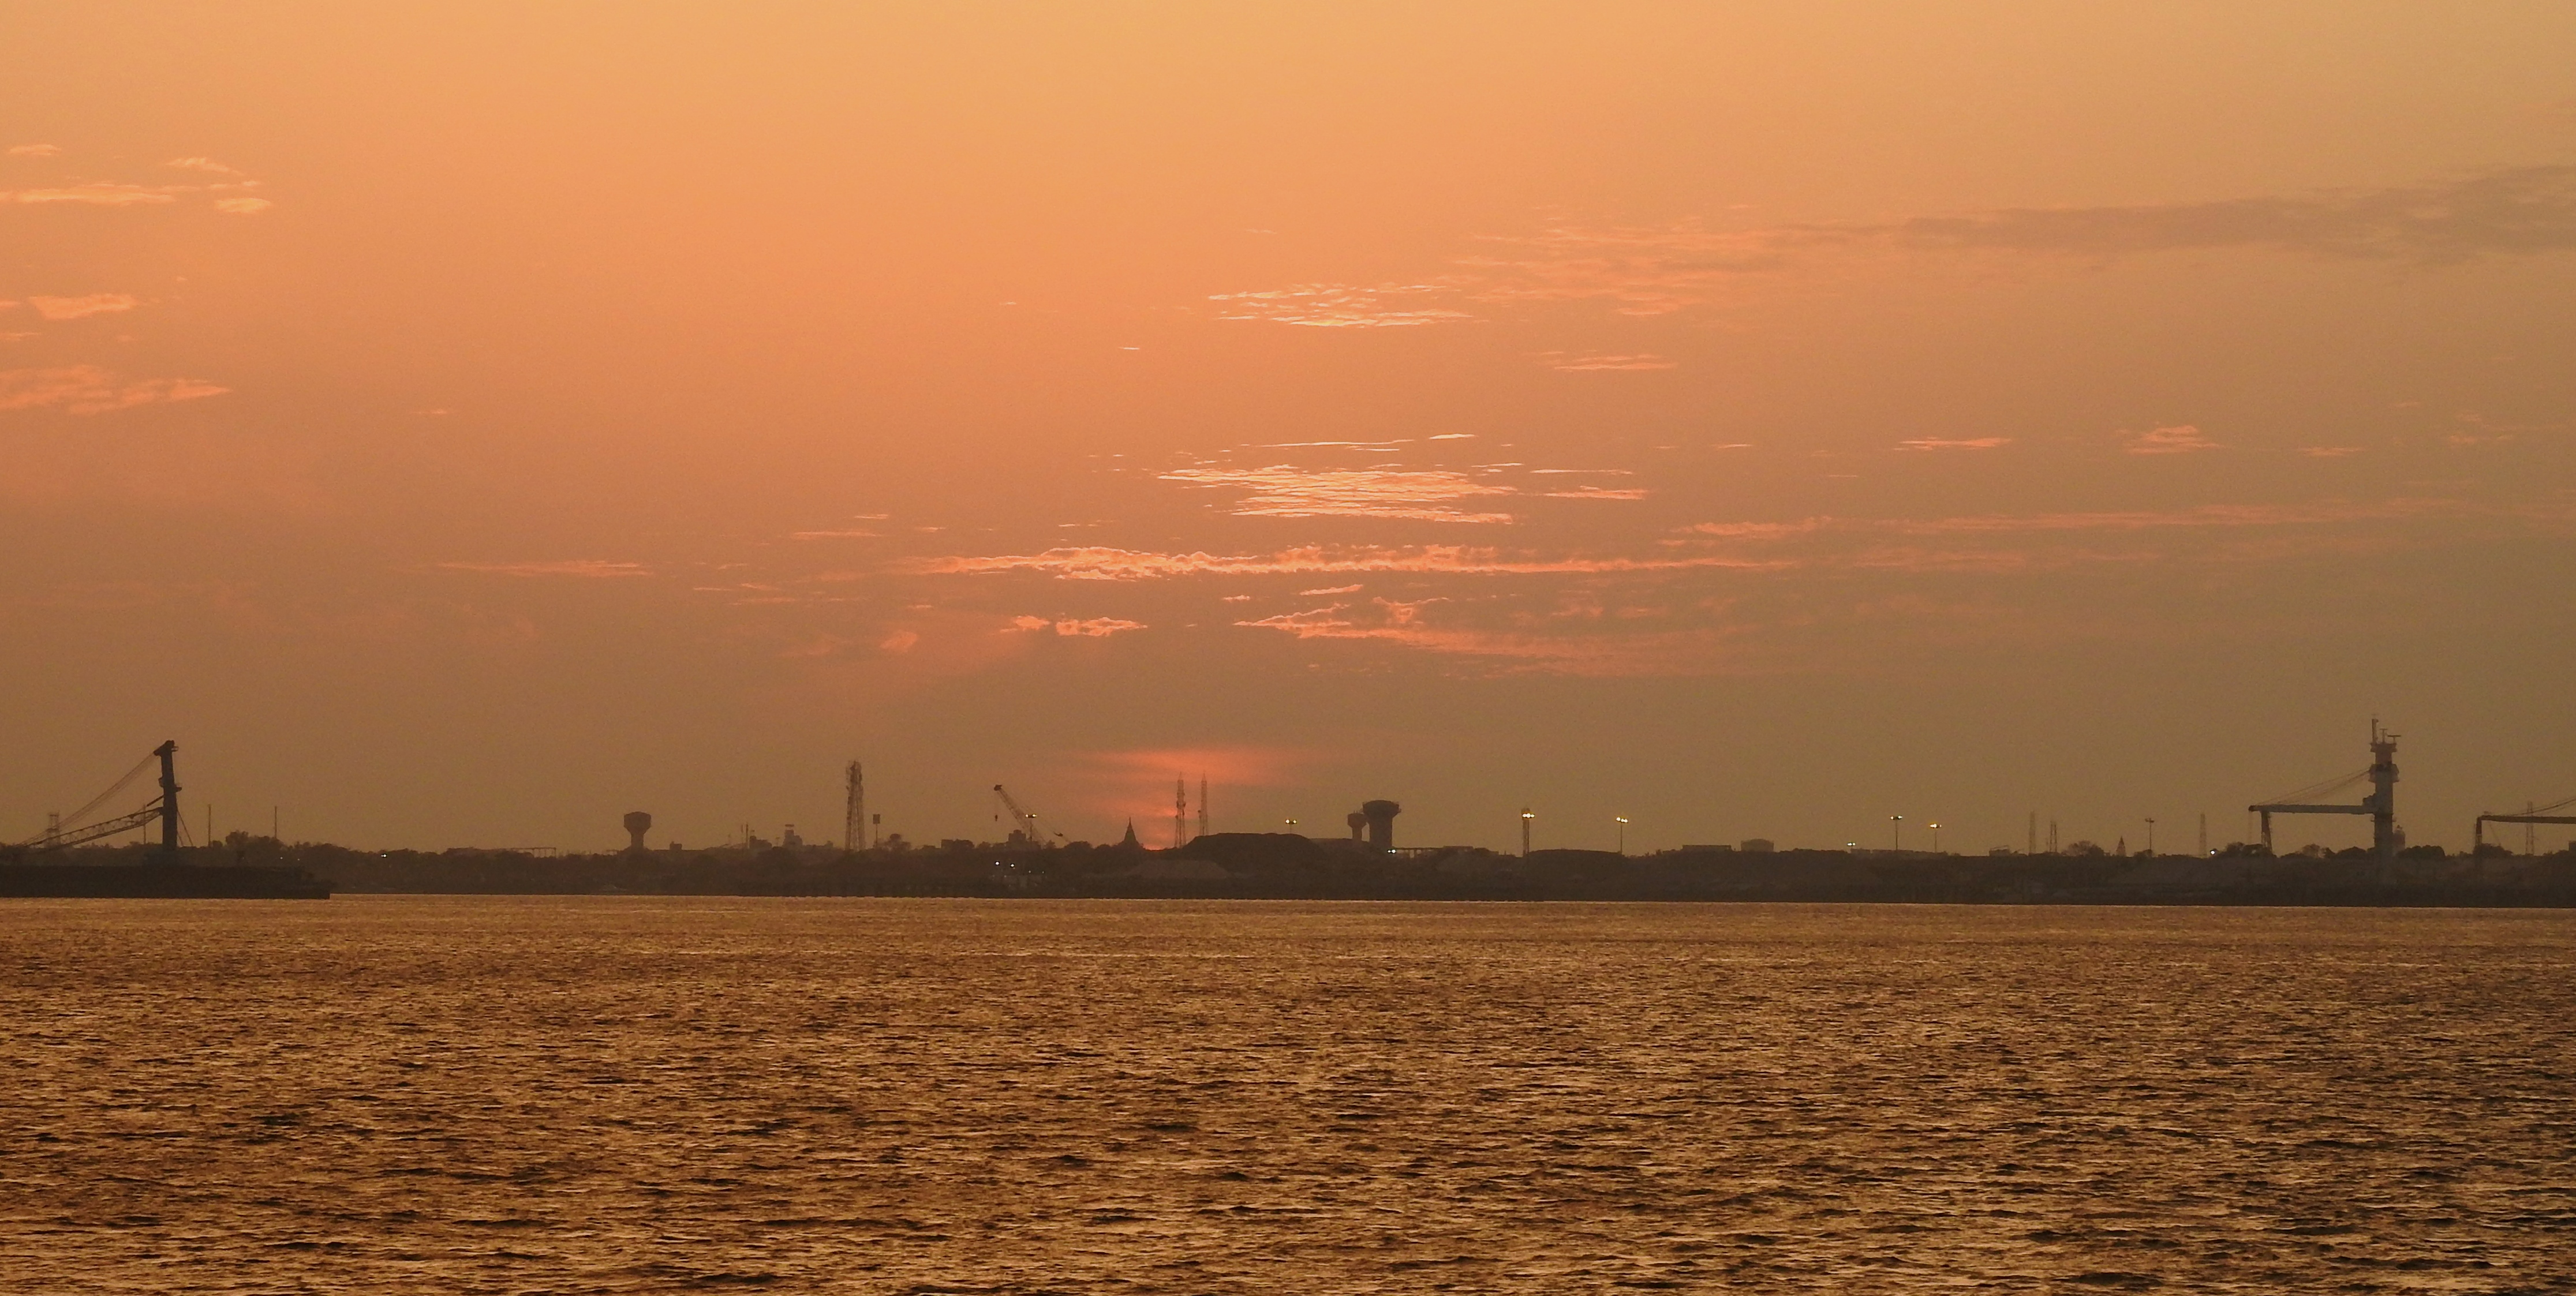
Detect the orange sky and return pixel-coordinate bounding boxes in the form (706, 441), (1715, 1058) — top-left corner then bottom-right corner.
(6, 3), (2574, 853)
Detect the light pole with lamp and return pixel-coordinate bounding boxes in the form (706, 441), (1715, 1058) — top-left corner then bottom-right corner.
(1520, 808), (1535, 858)
(1615, 816), (1629, 855)
(1891, 815), (1903, 853)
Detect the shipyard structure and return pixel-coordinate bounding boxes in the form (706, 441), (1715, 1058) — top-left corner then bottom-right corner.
(9, 725), (2570, 905)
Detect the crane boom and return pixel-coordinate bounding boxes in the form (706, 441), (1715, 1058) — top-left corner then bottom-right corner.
(992, 784), (1062, 844)
(8, 741), (180, 857)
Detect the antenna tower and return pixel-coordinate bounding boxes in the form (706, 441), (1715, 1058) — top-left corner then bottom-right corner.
(1173, 776), (1187, 849)
(844, 761), (865, 851)
(1198, 774), (1209, 840)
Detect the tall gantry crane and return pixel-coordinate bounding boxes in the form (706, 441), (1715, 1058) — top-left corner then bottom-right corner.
(2474, 793), (2576, 855)
(7, 741), (182, 857)
(2248, 721), (2402, 858)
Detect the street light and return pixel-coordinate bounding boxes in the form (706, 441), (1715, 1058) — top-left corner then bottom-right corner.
(1614, 815), (1629, 855)
(1891, 814), (1903, 853)
(1928, 821), (1941, 854)
(1520, 807), (1535, 858)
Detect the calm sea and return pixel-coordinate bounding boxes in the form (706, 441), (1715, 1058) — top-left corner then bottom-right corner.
(3, 898), (2570, 1293)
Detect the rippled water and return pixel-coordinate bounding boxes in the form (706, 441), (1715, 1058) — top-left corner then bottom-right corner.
(3, 899), (2571, 1293)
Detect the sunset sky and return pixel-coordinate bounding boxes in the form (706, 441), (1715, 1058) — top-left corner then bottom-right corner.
(6, 4), (2573, 854)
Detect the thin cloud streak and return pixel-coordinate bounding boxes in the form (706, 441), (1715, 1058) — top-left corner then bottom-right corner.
(1160, 465), (1517, 523)
(29, 294), (136, 320)
(1009, 615), (1147, 636)
(1221, 166), (2576, 324)
(431, 560), (653, 578)
(0, 365), (227, 414)
(904, 545), (1794, 582)
(2126, 425), (2220, 455)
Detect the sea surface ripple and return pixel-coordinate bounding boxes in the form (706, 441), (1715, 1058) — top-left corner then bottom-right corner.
(2, 898), (2571, 1293)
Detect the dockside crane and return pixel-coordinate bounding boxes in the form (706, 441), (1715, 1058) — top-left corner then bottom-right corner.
(2474, 793), (2576, 855)
(6, 741), (182, 858)
(2248, 722), (2402, 858)
(992, 784), (1063, 845)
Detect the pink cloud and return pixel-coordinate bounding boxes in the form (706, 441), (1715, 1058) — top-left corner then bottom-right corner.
(904, 544), (1794, 581)
(1898, 436), (2012, 451)
(1546, 353), (1676, 371)
(1542, 485), (1650, 500)
(1206, 282), (1475, 328)
(431, 560), (652, 578)
(1008, 615), (1146, 636)
(7, 144), (61, 158)
(1683, 518), (1831, 540)
(5, 183), (179, 207)
(2125, 425), (2220, 454)
(211, 196), (273, 216)
(1161, 464), (1516, 523)
(0, 365), (227, 414)
(1233, 603), (1726, 676)
(29, 293), (136, 320)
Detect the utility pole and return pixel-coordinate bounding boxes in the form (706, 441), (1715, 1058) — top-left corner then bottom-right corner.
(1198, 774), (1209, 841)
(2144, 817), (2156, 856)
(1891, 815), (1902, 853)
(2198, 812), (2207, 857)
(2028, 811), (2037, 855)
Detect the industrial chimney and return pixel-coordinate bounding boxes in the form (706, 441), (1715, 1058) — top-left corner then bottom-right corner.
(623, 811), (652, 853)
(1360, 800), (1401, 852)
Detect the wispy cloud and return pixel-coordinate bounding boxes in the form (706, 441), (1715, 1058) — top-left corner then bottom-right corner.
(1206, 282), (1475, 328)
(28, 293), (136, 320)
(1885, 497), (2461, 535)
(1160, 464), (1517, 523)
(165, 156), (244, 176)
(1009, 615), (1147, 636)
(1885, 165), (2576, 261)
(1216, 166), (2576, 327)
(211, 196), (273, 216)
(1541, 485), (1650, 500)
(0, 365), (227, 414)
(1233, 601), (1722, 676)
(904, 544), (1790, 582)
(4, 183), (180, 207)
(6, 144), (61, 158)
(2126, 425), (2220, 455)
(1898, 436), (2012, 451)
(430, 560), (652, 578)
(1544, 353), (1677, 371)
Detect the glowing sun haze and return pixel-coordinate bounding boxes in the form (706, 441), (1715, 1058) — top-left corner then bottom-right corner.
(5, 4), (2574, 853)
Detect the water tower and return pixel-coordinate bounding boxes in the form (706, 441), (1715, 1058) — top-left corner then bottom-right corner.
(1360, 800), (1401, 852)
(623, 811), (652, 853)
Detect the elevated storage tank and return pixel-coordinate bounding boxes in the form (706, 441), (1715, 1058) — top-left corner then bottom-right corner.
(1360, 800), (1401, 852)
